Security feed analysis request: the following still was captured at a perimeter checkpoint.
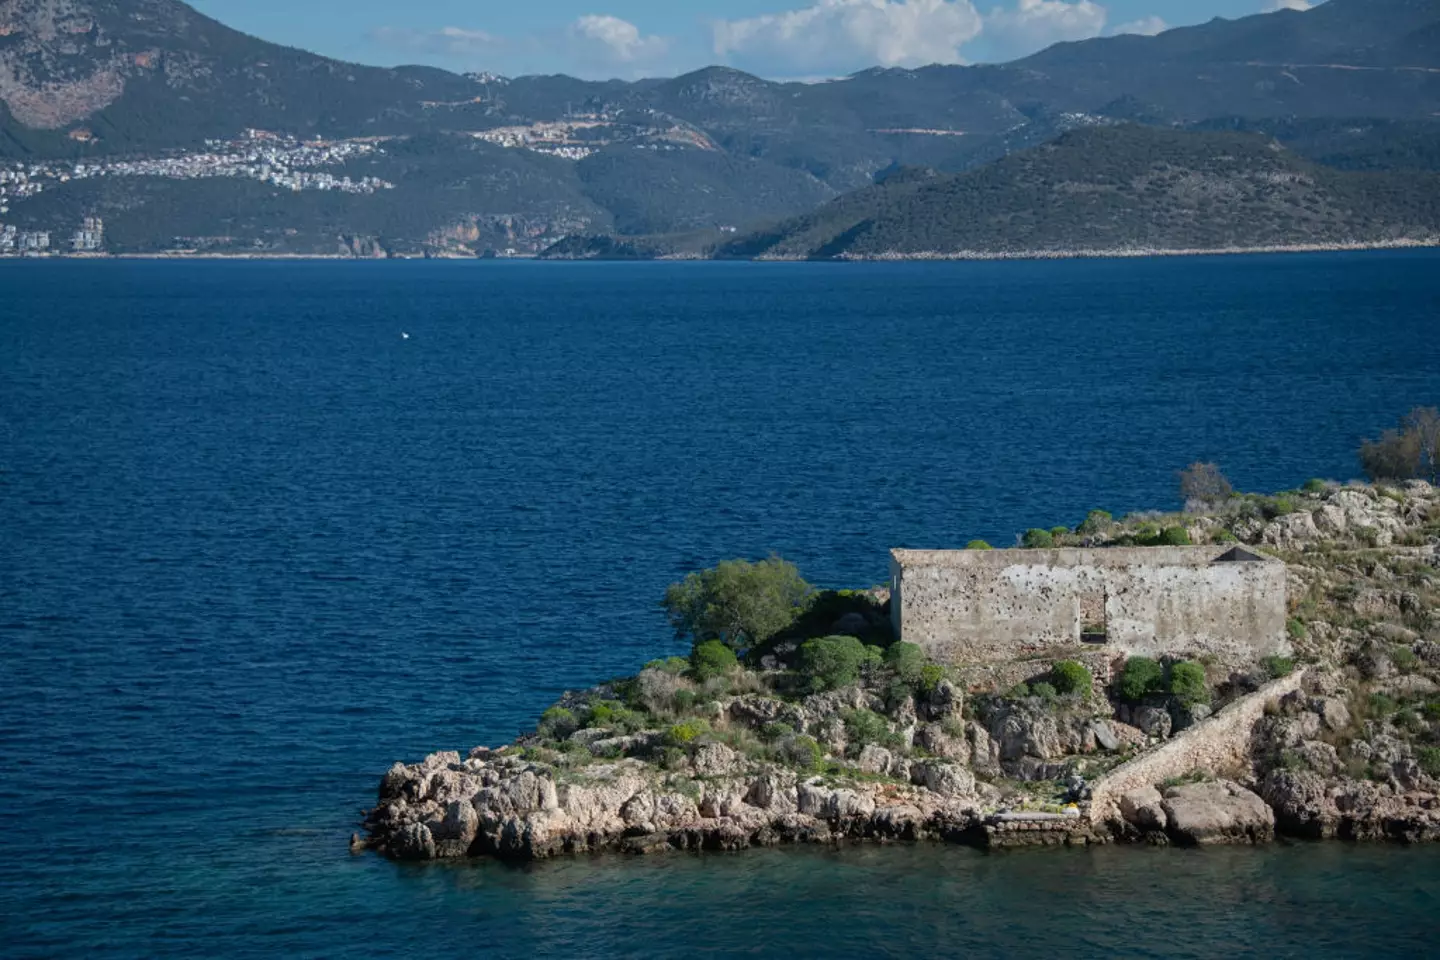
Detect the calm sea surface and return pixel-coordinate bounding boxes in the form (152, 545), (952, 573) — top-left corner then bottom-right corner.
(3, 254), (1440, 957)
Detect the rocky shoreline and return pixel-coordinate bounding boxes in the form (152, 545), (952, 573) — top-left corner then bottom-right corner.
(359, 480), (1440, 862)
(6, 239), (1439, 264)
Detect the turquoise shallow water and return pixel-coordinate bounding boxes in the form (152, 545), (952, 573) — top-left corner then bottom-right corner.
(2, 254), (1440, 957)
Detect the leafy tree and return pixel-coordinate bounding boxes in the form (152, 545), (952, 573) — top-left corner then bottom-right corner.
(1406, 407), (1440, 483)
(1077, 510), (1113, 536)
(798, 635), (882, 692)
(690, 640), (739, 682)
(1118, 657), (1165, 702)
(663, 557), (812, 651)
(1359, 407), (1439, 483)
(1179, 462), (1234, 507)
(1021, 528), (1055, 548)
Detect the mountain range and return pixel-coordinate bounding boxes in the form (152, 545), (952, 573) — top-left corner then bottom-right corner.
(1, 0), (1438, 256)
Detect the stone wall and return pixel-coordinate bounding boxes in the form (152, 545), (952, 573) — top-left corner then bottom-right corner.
(1087, 670), (1308, 823)
(950, 649), (1119, 697)
(890, 546), (1289, 667)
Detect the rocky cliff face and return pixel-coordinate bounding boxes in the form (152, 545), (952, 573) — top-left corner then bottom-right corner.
(0, 0), (478, 137)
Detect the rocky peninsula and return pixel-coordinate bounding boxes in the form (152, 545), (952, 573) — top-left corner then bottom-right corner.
(359, 478), (1440, 861)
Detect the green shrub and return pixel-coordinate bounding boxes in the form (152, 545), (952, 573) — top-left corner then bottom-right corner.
(885, 641), (927, 683)
(842, 708), (894, 748)
(1423, 701), (1440, 721)
(1262, 496), (1299, 519)
(1077, 510), (1113, 536)
(1368, 693), (1399, 716)
(660, 747), (689, 770)
(672, 689), (697, 712)
(644, 656), (692, 675)
(1021, 528), (1055, 549)
(760, 721), (794, 743)
(1168, 662), (1211, 706)
(1051, 526), (1071, 539)
(1214, 529), (1239, 544)
(663, 556), (812, 651)
(917, 664), (946, 695)
(1397, 710), (1425, 734)
(1286, 618), (1308, 640)
(1302, 478), (1329, 494)
(780, 734), (824, 772)
(666, 720), (709, 747)
(1262, 656), (1296, 679)
(690, 640), (739, 682)
(1006, 683), (1032, 700)
(798, 635), (882, 692)
(1030, 682), (1059, 701)
(1392, 646), (1418, 674)
(1157, 526), (1192, 546)
(1118, 657), (1165, 702)
(1419, 746), (1440, 778)
(586, 700), (643, 732)
(538, 706), (579, 740)
(1050, 660), (1094, 697)
(966, 540), (994, 550)
(1134, 523), (1161, 544)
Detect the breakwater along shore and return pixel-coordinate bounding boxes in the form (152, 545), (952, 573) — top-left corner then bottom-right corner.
(360, 480), (1440, 862)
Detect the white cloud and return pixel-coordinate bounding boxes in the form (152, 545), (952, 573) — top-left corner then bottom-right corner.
(371, 25), (505, 58)
(569, 15), (669, 65)
(1266, 0), (1312, 10)
(986, 0), (1108, 57)
(1110, 15), (1167, 36)
(712, 0), (986, 75)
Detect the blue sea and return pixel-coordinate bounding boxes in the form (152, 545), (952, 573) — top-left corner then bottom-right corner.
(3, 254), (1440, 958)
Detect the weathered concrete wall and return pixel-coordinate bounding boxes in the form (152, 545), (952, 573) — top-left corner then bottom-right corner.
(1087, 670), (1307, 824)
(891, 546), (1289, 666)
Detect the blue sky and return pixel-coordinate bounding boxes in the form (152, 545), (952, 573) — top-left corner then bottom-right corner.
(189, 0), (1318, 79)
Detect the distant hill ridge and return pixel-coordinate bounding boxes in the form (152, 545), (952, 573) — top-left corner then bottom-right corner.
(3, 0), (1440, 256)
(714, 126), (1440, 260)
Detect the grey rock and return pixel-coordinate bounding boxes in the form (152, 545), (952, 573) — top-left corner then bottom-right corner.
(430, 799), (480, 857)
(1119, 786), (1167, 831)
(391, 821), (436, 861)
(1090, 720), (1120, 752)
(912, 761), (976, 798)
(914, 722), (969, 761)
(797, 783), (875, 819)
(1161, 780), (1275, 846)
(1313, 697), (1352, 733)
(1132, 705), (1173, 739)
(692, 742), (742, 777)
(856, 744), (893, 775)
(965, 721), (1002, 778)
(745, 771), (798, 813)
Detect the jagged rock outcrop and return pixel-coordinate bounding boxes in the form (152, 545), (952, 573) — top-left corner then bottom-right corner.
(364, 748), (985, 862)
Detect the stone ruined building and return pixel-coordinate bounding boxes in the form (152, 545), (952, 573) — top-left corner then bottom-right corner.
(889, 545), (1290, 675)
